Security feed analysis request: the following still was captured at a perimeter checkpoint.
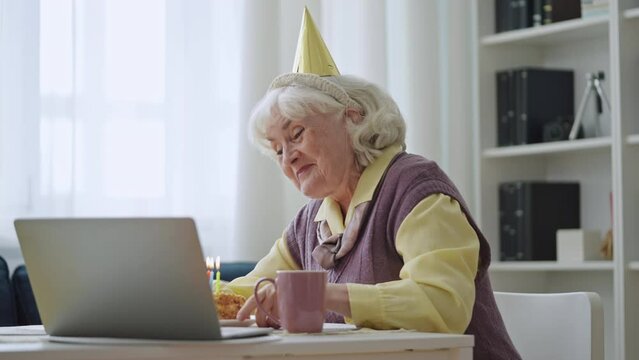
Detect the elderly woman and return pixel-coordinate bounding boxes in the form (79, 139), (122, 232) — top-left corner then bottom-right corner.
(229, 8), (520, 360)
(231, 74), (519, 359)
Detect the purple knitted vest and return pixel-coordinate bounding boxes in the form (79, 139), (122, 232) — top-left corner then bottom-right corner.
(285, 152), (521, 360)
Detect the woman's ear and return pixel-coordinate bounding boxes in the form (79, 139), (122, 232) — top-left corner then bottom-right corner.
(345, 108), (363, 124)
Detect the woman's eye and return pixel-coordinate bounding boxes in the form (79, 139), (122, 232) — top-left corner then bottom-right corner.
(292, 128), (304, 140)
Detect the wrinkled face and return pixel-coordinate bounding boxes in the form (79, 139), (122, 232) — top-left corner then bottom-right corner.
(265, 112), (359, 201)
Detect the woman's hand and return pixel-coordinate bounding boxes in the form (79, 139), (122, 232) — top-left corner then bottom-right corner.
(236, 282), (353, 326)
(236, 283), (280, 328)
(325, 283), (351, 318)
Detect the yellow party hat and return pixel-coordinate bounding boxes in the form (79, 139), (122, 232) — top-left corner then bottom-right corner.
(292, 7), (340, 76)
(269, 7), (360, 110)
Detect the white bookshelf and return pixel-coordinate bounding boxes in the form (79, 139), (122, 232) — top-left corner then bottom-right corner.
(490, 261), (614, 272)
(481, 16), (609, 46)
(627, 134), (639, 145)
(483, 137), (611, 158)
(624, 7), (639, 18)
(472, 1), (639, 359)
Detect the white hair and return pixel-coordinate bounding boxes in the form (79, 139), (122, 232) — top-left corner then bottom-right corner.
(248, 74), (406, 168)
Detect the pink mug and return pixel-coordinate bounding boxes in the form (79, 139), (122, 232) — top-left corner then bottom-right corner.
(254, 270), (327, 333)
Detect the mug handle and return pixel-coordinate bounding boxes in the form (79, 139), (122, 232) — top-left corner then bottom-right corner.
(253, 277), (280, 327)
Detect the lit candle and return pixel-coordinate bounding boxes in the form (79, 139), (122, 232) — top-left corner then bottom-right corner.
(206, 257), (214, 291)
(215, 256), (221, 294)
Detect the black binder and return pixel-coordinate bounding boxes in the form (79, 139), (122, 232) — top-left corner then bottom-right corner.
(496, 0), (536, 33)
(499, 182), (580, 261)
(514, 68), (574, 145)
(496, 0), (514, 33)
(497, 0), (581, 32)
(495, 67), (574, 146)
(496, 70), (517, 146)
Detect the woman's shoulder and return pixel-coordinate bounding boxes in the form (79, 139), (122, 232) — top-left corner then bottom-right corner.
(382, 152), (461, 202)
(388, 152), (447, 183)
(378, 152), (467, 230)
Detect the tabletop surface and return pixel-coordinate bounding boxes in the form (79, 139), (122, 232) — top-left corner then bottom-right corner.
(0, 325), (474, 358)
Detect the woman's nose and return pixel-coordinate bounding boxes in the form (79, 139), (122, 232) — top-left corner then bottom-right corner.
(282, 145), (298, 165)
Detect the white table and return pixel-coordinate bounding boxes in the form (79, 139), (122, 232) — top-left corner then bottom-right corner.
(0, 329), (473, 360)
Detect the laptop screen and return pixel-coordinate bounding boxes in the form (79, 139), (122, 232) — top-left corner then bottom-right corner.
(15, 218), (225, 340)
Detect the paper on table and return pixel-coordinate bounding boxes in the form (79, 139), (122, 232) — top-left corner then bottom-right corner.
(0, 325), (47, 336)
(322, 323), (357, 331)
(277, 323), (358, 336)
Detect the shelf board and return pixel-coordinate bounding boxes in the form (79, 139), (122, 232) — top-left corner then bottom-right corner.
(490, 261), (614, 272)
(481, 16), (609, 46)
(627, 134), (639, 145)
(483, 137), (611, 158)
(630, 261), (639, 270)
(624, 7), (639, 19)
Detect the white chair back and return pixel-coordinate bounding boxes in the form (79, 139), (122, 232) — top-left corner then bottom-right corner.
(494, 291), (604, 360)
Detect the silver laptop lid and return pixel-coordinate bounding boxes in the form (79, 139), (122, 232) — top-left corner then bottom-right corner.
(14, 218), (222, 340)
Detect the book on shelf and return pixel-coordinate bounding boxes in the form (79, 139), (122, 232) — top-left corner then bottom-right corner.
(496, 0), (534, 32)
(496, 70), (517, 146)
(496, 67), (576, 146)
(536, 0), (582, 25)
(499, 181), (580, 261)
(496, 0), (582, 33)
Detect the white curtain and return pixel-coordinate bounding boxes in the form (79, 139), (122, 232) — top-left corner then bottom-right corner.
(0, 0), (40, 269)
(1, 0), (244, 262)
(0, 0), (473, 265)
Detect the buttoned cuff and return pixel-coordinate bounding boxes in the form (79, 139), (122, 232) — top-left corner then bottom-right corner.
(346, 283), (384, 327)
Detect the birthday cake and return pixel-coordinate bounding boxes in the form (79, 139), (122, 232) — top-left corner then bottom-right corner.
(214, 292), (246, 319)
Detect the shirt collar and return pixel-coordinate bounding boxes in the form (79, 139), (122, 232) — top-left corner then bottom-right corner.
(314, 144), (403, 232)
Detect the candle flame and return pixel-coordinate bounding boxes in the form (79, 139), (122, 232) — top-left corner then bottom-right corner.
(215, 256), (220, 271)
(206, 256), (214, 270)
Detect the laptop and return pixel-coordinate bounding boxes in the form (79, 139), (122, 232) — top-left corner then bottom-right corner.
(14, 217), (271, 341)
